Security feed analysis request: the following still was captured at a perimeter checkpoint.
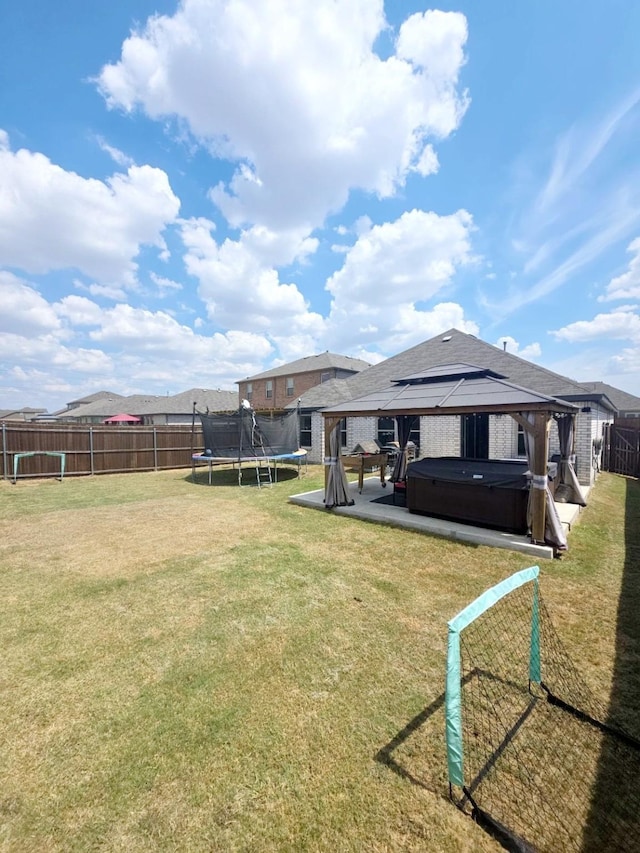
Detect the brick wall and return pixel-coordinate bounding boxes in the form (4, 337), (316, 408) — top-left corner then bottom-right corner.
(239, 369), (348, 410)
(572, 404), (611, 485)
(421, 415), (460, 457)
(489, 415), (513, 458)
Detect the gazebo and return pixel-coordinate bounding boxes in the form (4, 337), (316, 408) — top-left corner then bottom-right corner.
(321, 364), (581, 549)
(103, 413), (141, 424)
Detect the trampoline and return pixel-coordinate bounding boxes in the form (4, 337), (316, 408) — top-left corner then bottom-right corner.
(192, 449), (307, 485)
(191, 403), (306, 486)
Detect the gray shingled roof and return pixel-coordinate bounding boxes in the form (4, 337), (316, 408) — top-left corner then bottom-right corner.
(238, 352), (370, 382)
(163, 389), (238, 414)
(67, 390), (125, 406)
(323, 364), (578, 417)
(54, 389), (238, 419)
(582, 382), (640, 413)
(0, 407), (47, 417)
(288, 378), (355, 409)
(295, 329), (616, 412)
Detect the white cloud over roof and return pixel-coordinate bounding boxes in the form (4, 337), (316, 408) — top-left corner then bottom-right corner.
(98, 0), (469, 230)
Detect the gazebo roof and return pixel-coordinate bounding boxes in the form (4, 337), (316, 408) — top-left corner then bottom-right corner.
(322, 363), (579, 418)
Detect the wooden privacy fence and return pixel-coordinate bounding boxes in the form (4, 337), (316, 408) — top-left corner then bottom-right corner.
(1, 422), (204, 481)
(602, 421), (640, 478)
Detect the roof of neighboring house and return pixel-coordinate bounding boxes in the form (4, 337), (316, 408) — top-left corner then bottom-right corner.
(0, 407), (48, 420)
(291, 329), (617, 412)
(294, 378), (356, 409)
(161, 389), (238, 414)
(581, 381), (640, 413)
(237, 352), (371, 383)
(54, 389), (238, 419)
(67, 390), (125, 406)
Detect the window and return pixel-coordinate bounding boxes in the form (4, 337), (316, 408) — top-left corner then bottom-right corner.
(300, 414), (312, 447)
(377, 416), (395, 447)
(320, 371), (332, 383)
(265, 380), (273, 399)
(461, 413), (489, 459)
(286, 377), (294, 397)
(340, 418), (347, 448)
(246, 382), (253, 401)
(408, 420), (420, 453)
(517, 424), (526, 456)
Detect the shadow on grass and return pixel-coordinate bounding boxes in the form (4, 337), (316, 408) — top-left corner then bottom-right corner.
(187, 465), (303, 488)
(375, 691), (447, 794)
(581, 476), (640, 852)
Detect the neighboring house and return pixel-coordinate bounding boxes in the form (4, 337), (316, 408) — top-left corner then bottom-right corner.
(288, 328), (617, 486)
(236, 352), (370, 410)
(63, 391), (125, 412)
(0, 407), (47, 422)
(53, 389), (238, 425)
(582, 382), (640, 419)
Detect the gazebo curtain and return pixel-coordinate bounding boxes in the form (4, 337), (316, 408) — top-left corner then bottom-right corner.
(521, 412), (567, 551)
(553, 414), (587, 507)
(390, 415), (419, 483)
(324, 421), (354, 509)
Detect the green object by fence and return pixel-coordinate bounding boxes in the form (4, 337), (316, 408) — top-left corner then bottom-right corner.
(445, 565), (540, 788)
(13, 451), (66, 483)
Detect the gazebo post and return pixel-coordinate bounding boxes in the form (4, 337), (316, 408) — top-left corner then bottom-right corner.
(530, 412), (550, 544)
(323, 416), (342, 495)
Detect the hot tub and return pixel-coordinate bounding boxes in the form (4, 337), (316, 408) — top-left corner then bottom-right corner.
(406, 457), (556, 534)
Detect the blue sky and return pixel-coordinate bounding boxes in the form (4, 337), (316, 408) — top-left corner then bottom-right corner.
(1, 0), (640, 412)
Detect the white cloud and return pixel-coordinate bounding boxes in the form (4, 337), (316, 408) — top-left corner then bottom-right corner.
(351, 348), (386, 365)
(0, 290), (278, 408)
(599, 236), (640, 301)
(149, 271), (184, 297)
(487, 90), (640, 321)
(413, 144), (439, 177)
(180, 217), (325, 338)
(88, 302), (274, 364)
(551, 309), (640, 343)
(95, 135), (135, 167)
(0, 333), (113, 374)
(324, 208), (476, 350)
(98, 0), (468, 230)
(608, 346), (640, 374)
(495, 336), (541, 360)
(82, 281), (130, 301)
(55, 295), (104, 326)
(0, 272), (61, 336)
(488, 198), (640, 318)
(0, 131), (180, 285)
(327, 209), (474, 306)
(533, 88), (640, 218)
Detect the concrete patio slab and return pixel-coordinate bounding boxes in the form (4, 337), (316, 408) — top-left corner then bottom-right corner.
(289, 476), (589, 560)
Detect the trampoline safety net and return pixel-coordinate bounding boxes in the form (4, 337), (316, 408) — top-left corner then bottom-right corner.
(198, 407), (300, 458)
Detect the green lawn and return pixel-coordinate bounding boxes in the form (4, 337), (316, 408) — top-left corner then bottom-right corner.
(0, 467), (638, 851)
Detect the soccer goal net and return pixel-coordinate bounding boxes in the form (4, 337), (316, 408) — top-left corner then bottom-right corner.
(445, 566), (640, 852)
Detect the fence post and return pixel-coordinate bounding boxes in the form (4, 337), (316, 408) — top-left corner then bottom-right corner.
(89, 427), (95, 475)
(153, 427), (158, 471)
(1, 422), (6, 480)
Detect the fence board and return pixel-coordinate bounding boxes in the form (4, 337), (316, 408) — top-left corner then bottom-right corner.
(1, 423), (205, 480)
(602, 423), (640, 478)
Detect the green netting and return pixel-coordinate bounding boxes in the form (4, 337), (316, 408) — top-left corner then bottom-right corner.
(446, 566), (540, 787)
(444, 566), (640, 852)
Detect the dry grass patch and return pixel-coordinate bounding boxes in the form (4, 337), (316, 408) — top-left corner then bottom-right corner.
(0, 468), (638, 851)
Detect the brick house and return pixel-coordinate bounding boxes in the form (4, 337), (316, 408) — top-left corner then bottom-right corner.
(288, 328), (619, 486)
(236, 352), (371, 411)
